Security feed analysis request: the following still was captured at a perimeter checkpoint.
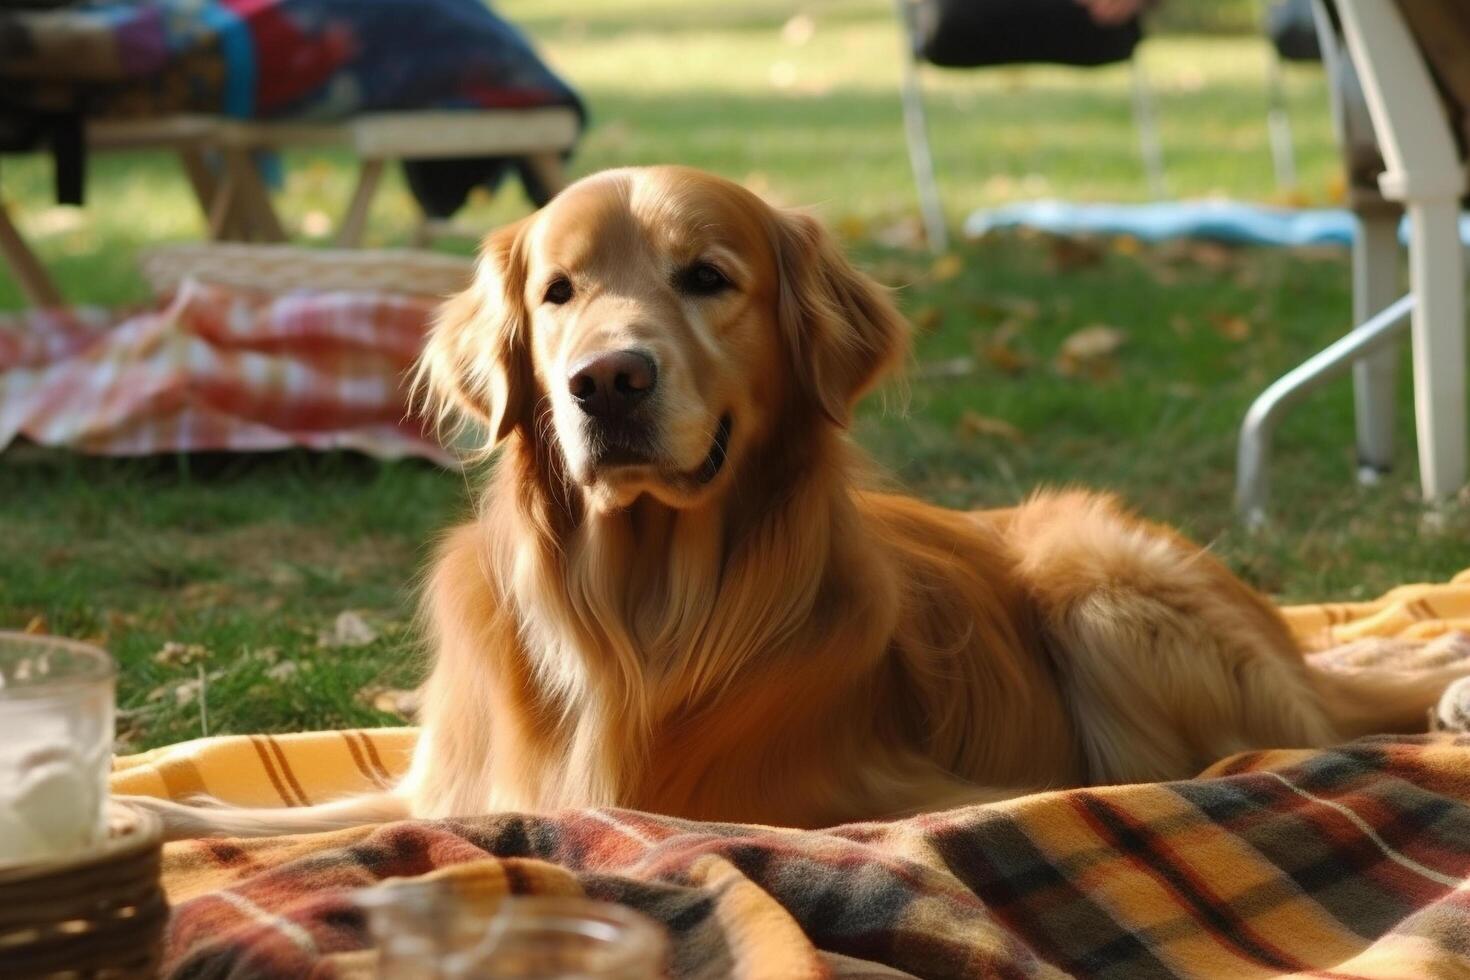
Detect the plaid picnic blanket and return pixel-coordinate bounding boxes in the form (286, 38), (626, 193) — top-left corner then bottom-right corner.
(0, 279), (448, 461)
(112, 572), (1470, 979)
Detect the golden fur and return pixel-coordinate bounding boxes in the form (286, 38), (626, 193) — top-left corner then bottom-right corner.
(134, 166), (1469, 839)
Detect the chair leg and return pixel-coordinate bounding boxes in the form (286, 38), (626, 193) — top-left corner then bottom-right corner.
(1265, 51), (1297, 191)
(1237, 295), (1415, 526)
(892, 0), (946, 252)
(1350, 206), (1401, 480)
(1130, 54), (1167, 200)
(1405, 201), (1467, 505)
(0, 198), (64, 308)
(1334, 0), (1467, 507)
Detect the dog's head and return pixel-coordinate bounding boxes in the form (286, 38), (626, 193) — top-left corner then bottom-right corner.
(419, 166), (908, 511)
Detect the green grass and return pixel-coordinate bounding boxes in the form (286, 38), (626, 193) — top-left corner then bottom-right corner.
(2, 1), (1466, 751)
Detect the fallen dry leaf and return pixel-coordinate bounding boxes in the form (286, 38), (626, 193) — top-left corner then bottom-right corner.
(1045, 236), (1105, 273)
(114, 710), (149, 755)
(928, 253), (964, 282)
(971, 296), (1041, 323)
(1183, 241), (1235, 270)
(873, 216), (926, 250)
(1059, 324), (1126, 360)
(250, 646), (281, 665)
(105, 610), (140, 633)
(912, 306), (943, 333)
(358, 685), (422, 721)
(956, 410), (1025, 443)
(997, 296), (1041, 322)
(154, 641), (209, 668)
(835, 214), (868, 242)
(266, 661), (300, 682)
(1055, 324), (1127, 379)
(172, 678), (203, 706)
(974, 321), (1032, 376)
(179, 582), (239, 608)
(1267, 188), (1310, 209)
(319, 611), (379, 649)
(1112, 235), (1143, 256)
(1209, 313), (1252, 342)
(984, 345), (1030, 376)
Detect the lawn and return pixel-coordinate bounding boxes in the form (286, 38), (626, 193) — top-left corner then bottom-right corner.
(2, 0), (1466, 751)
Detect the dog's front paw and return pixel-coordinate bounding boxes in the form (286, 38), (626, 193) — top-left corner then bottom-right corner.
(1431, 676), (1470, 733)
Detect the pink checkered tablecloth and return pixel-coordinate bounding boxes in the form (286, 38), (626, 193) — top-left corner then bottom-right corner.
(0, 280), (452, 463)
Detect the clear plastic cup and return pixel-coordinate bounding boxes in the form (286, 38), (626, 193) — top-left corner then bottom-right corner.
(0, 632), (116, 865)
(357, 883), (668, 979)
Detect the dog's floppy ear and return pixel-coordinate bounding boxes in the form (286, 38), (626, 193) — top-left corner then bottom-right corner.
(773, 209), (910, 427)
(414, 219), (534, 453)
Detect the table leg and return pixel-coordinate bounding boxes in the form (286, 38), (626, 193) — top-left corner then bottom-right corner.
(524, 153), (570, 199)
(222, 147), (286, 243)
(0, 199), (64, 308)
(206, 162), (242, 240)
(177, 147), (220, 228)
(337, 158), (386, 248)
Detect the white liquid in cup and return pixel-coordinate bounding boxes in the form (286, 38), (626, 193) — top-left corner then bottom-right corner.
(0, 634), (116, 865)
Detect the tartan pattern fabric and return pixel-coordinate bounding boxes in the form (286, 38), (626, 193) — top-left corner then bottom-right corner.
(111, 581), (1470, 978)
(0, 280), (450, 463)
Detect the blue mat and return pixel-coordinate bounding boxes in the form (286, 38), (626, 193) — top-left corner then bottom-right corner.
(962, 199), (1470, 247)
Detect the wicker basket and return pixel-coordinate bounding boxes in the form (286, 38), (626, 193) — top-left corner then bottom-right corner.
(138, 242), (474, 299)
(0, 802), (168, 979)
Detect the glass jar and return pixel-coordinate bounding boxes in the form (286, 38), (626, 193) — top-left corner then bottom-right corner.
(358, 883), (668, 979)
(0, 632), (116, 865)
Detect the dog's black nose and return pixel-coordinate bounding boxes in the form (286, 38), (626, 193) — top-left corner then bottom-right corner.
(568, 349), (658, 419)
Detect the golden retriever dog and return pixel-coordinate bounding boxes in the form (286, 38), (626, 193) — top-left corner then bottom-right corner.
(137, 166), (1469, 839)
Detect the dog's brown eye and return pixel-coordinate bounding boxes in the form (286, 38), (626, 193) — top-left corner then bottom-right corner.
(678, 262), (731, 296)
(543, 276), (574, 305)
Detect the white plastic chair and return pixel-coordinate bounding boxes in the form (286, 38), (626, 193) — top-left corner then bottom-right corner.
(1237, 0), (1467, 524)
(892, 0), (1166, 253)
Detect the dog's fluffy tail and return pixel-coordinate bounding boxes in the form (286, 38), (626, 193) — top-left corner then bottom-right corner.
(119, 791), (411, 841)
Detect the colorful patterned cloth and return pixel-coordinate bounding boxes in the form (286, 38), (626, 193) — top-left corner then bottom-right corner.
(111, 572), (1470, 978)
(0, 0), (583, 211)
(0, 279), (449, 461)
(0, 0), (579, 123)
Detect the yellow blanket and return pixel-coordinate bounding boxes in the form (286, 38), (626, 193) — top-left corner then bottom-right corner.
(112, 571), (1470, 979)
